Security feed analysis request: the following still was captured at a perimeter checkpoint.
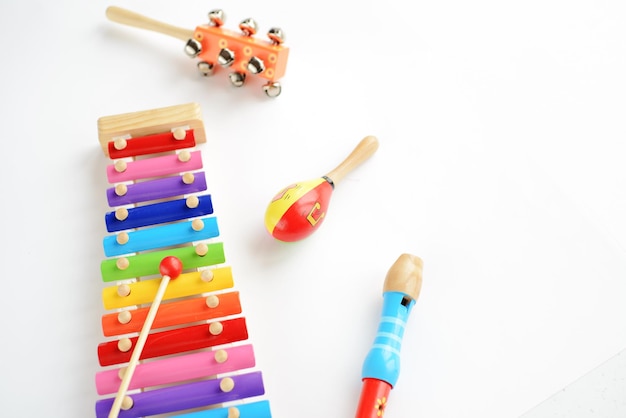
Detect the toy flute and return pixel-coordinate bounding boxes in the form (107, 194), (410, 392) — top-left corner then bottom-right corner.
(355, 254), (423, 418)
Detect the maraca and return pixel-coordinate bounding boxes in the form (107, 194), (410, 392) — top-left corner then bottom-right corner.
(264, 135), (379, 242)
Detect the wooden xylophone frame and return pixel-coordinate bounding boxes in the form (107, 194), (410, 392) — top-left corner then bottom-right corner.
(94, 103), (271, 418)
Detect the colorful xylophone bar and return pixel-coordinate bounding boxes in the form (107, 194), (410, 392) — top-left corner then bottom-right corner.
(104, 195), (214, 232)
(94, 103), (271, 418)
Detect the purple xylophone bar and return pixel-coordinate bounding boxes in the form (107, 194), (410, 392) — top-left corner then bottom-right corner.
(106, 172), (207, 207)
(95, 371), (266, 418)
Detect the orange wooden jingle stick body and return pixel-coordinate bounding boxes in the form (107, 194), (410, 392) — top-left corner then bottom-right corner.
(264, 135), (379, 242)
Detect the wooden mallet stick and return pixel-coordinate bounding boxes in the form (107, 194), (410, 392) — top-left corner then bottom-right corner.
(108, 256), (184, 418)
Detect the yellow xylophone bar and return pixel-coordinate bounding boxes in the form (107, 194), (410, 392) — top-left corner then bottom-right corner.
(102, 266), (233, 310)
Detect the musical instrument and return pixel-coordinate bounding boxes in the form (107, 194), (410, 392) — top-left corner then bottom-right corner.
(105, 6), (289, 98)
(264, 135), (379, 242)
(355, 254), (423, 418)
(95, 103), (272, 417)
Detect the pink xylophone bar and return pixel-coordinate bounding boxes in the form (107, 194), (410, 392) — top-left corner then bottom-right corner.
(94, 103), (272, 418)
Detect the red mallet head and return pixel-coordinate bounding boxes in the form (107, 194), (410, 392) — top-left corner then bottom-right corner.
(159, 256), (183, 279)
(264, 135), (379, 242)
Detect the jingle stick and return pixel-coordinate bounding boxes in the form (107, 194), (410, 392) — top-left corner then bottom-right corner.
(104, 6), (289, 97)
(108, 256), (183, 418)
(264, 135), (379, 242)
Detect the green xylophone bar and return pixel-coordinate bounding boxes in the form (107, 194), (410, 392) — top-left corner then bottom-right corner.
(100, 242), (225, 282)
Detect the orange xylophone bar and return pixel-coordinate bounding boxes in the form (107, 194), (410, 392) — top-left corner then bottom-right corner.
(102, 291), (242, 336)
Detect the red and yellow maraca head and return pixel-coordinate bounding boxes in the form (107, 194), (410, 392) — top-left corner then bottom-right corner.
(264, 177), (334, 242)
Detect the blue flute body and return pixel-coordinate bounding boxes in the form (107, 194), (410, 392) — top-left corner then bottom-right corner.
(361, 291), (416, 387)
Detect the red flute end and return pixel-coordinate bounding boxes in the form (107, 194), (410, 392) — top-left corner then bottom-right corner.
(355, 378), (392, 418)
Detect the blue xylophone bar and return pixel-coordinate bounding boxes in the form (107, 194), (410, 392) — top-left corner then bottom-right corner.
(105, 195), (213, 232)
(174, 400), (272, 417)
(103, 217), (220, 256)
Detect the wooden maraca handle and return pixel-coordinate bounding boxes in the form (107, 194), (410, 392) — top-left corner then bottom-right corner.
(325, 135), (379, 185)
(106, 6), (194, 41)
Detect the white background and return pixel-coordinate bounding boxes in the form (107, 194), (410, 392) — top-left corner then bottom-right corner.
(0, 1), (625, 417)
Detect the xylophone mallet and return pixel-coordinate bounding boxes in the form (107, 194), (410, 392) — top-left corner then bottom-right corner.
(355, 253), (423, 418)
(264, 135), (379, 242)
(108, 256), (184, 418)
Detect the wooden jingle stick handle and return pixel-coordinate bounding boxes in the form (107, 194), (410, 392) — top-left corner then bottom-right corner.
(106, 6), (194, 41)
(325, 135), (379, 186)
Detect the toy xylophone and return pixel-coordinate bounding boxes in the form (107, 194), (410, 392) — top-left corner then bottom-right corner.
(94, 103), (272, 418)
(106, 6), (289, 98)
